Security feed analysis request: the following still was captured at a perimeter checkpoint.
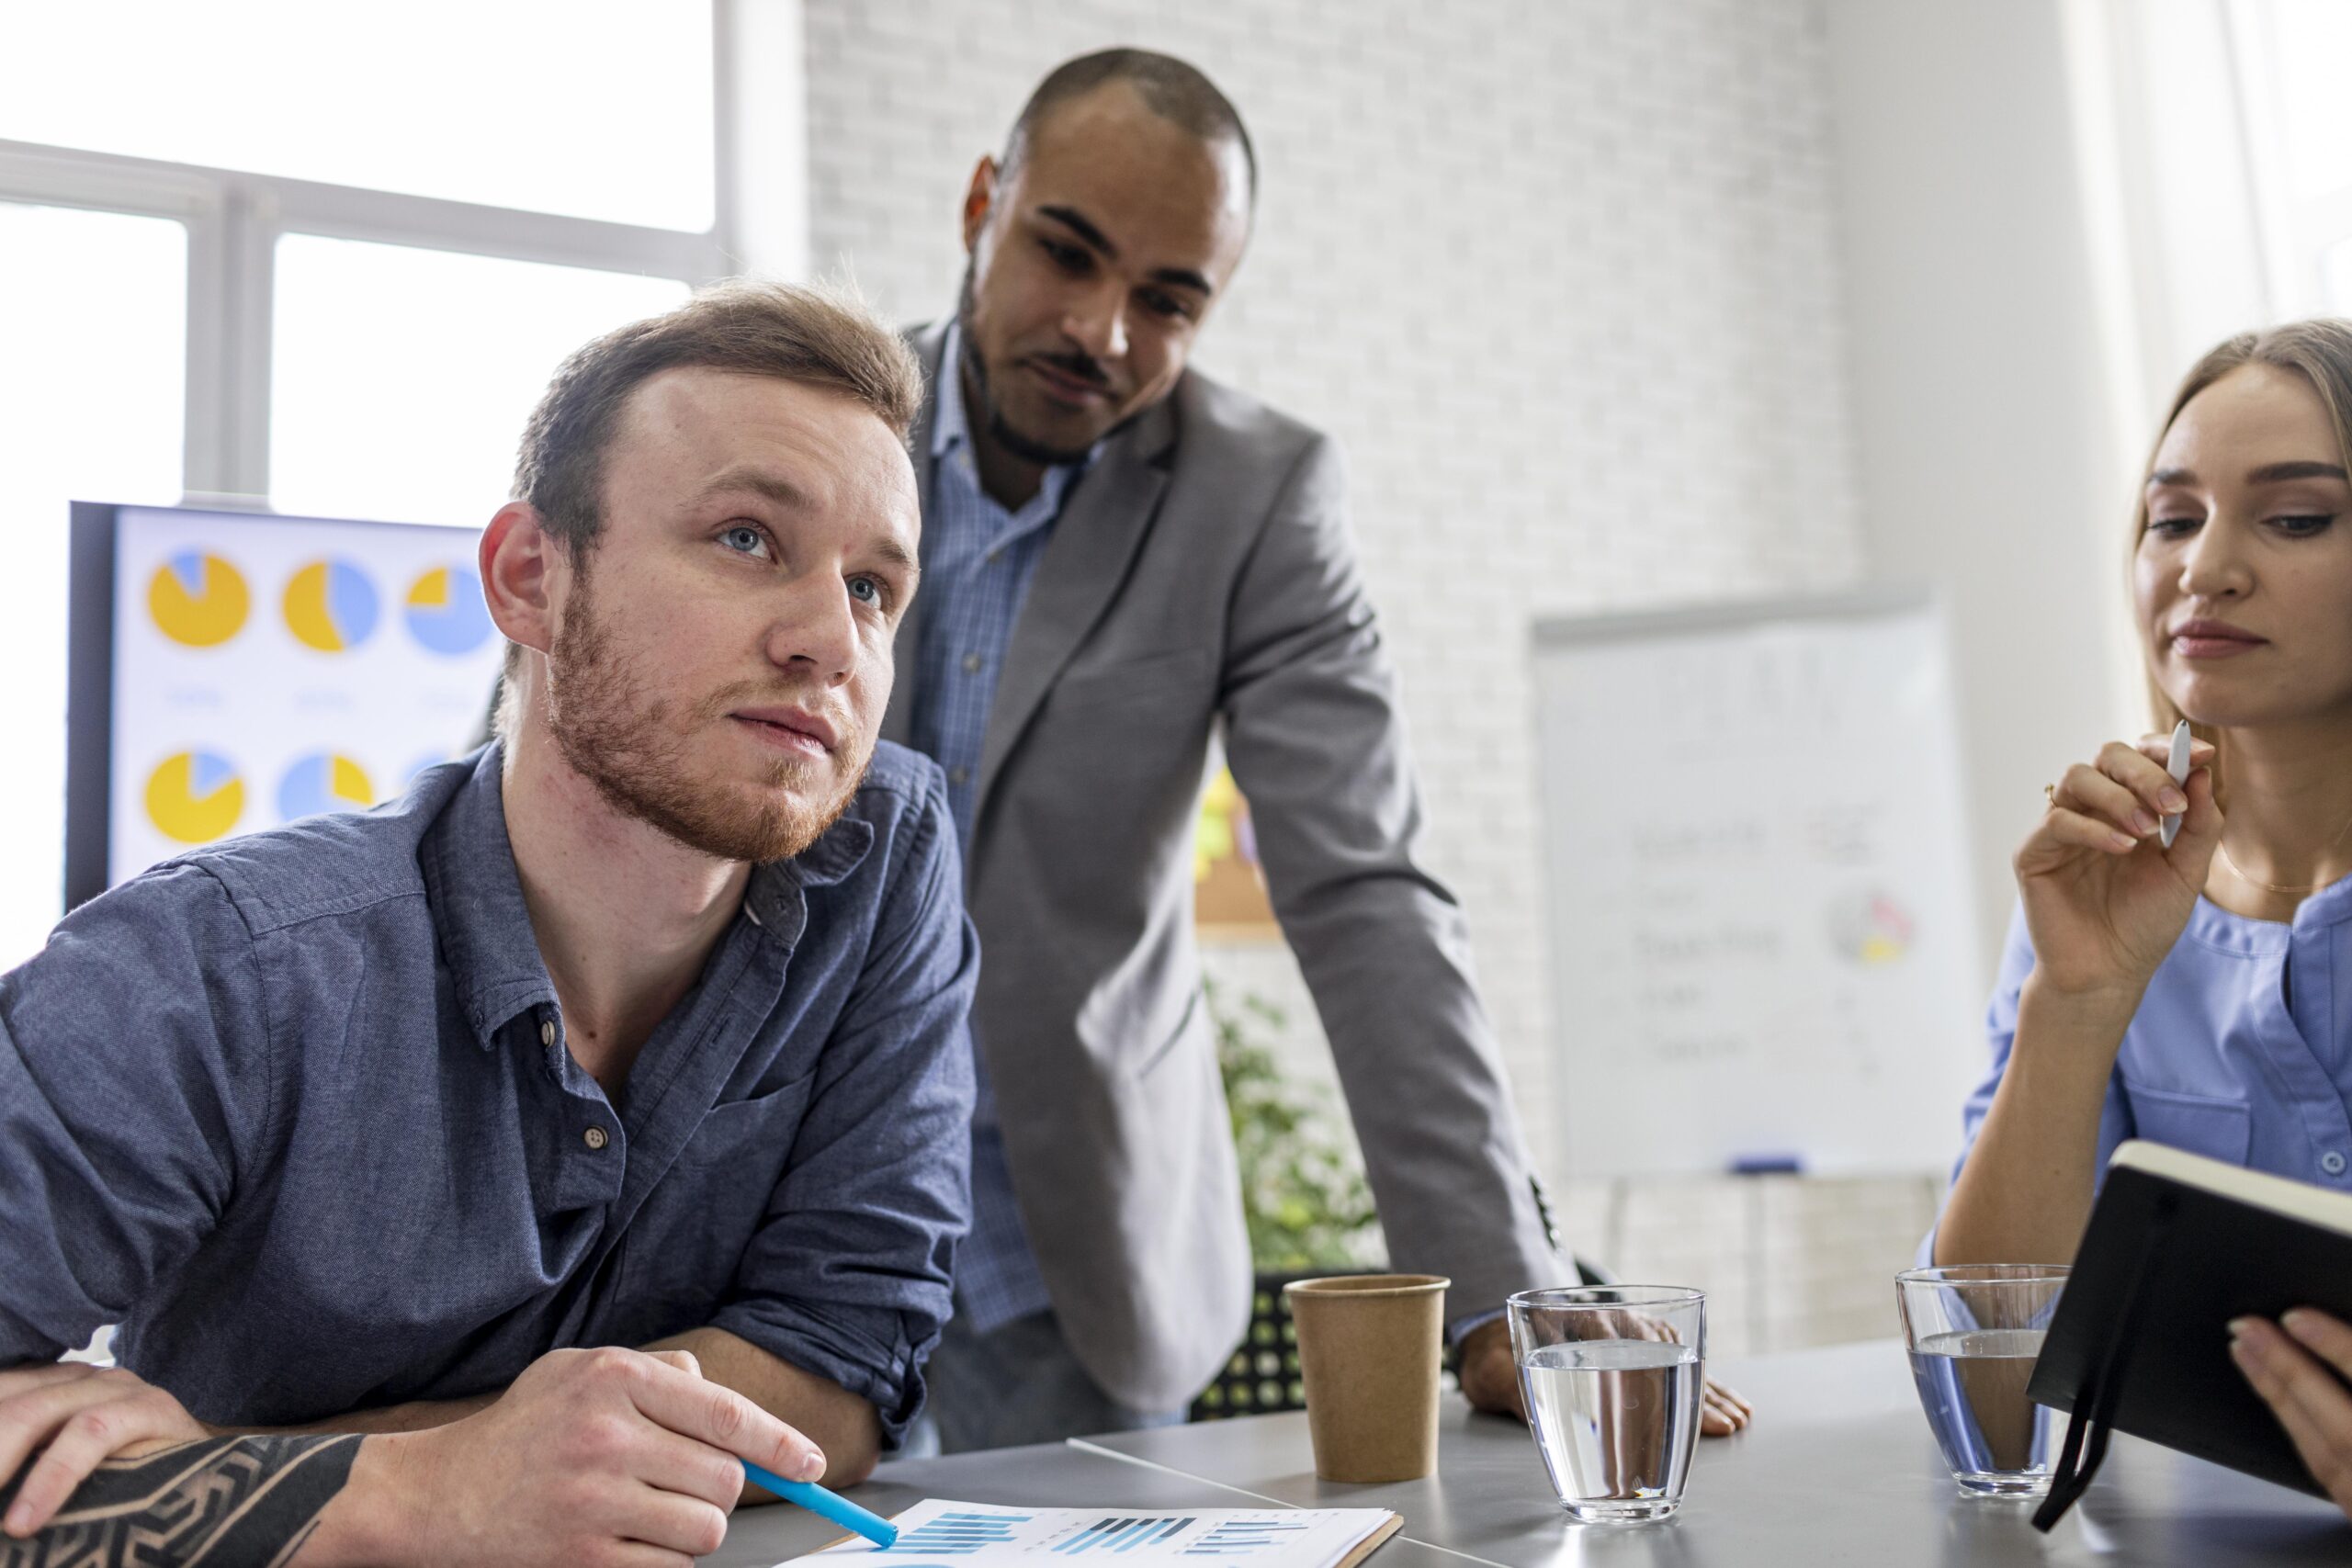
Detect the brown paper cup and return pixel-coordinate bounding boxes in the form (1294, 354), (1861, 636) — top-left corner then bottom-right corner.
(1284, 1273), (1451, 1483)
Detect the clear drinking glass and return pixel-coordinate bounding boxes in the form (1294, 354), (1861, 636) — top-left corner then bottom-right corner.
(1507, 1286), (1706, 1524)
(1895, 1264), (2069, 1497)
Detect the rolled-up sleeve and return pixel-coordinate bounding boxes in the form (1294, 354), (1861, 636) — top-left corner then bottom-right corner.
(0, 865), (269, 1364)
(710, 775), (978, 1449)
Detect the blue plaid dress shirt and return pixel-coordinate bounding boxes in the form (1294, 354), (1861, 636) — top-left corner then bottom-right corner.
(911, 326), (1098, 1334)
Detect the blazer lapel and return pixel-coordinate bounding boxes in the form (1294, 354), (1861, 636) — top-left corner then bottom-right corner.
(973, 394), (1178, 830)
(882, 321), (951, 749)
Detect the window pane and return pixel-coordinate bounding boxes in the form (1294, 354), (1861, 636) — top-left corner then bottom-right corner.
(2267, 0), (2352, 199)
(0, 2), (712, 231)
(269, 236), (689, 526)
(0, 203), (186, 968)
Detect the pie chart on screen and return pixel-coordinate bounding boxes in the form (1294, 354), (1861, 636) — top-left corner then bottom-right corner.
(403, 566), (493, 655)
(283, 559), (379, 651)
(145, 750), (244, 843)
(277, 752), (375, 823)
(148, 551), (249, 647)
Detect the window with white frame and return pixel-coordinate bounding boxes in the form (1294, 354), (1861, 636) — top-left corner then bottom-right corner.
(0, 2), (737, 965)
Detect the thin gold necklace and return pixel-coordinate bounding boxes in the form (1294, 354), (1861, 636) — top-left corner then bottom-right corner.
(2216, 807), (2352, 897)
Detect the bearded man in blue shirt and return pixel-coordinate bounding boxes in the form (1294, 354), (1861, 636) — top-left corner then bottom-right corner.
(0, 282), (978, 1566)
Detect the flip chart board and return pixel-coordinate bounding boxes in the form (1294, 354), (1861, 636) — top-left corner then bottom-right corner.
(1532, 589), (1984, 1178)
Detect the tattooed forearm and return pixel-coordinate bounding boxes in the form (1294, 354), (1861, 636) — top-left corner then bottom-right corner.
(0, 1433), (360, 1567)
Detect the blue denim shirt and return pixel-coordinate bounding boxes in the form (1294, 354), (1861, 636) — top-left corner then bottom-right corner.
(0, 742), (978, 1448)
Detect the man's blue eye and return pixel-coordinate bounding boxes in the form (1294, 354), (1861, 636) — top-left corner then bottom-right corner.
(723, 526), (765, 555)
(848, 577), (880, 604)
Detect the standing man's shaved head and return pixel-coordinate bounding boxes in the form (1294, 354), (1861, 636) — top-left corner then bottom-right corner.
(1000, 49), (1259, 208)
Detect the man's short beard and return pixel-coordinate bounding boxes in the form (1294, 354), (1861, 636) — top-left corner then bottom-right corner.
(956, 263), (1101, 468)
(542, 566), (868, 864)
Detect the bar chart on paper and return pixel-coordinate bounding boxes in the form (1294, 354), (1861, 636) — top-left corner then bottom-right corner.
(892, 1512), (1035, 1555)
(798, 1501), (1396, 1568)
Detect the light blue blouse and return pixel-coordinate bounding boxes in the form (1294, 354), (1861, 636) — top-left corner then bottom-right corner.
(1950, 879), (2352, 1196)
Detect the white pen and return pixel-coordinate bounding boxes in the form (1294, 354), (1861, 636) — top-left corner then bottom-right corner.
(2160, 718), (2192, 849)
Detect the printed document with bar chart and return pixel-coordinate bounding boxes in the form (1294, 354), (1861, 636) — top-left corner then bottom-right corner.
(796, 1500), (1400, 1568)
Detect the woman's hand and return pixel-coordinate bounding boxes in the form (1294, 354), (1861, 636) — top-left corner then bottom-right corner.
(2231, 1311), (2352, 1517)
(2016, 734), (2220, 1001)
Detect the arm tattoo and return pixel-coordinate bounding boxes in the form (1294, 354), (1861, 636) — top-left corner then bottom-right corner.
(0, 1433), (360, 1568)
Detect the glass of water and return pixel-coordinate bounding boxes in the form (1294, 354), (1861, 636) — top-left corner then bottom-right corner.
(1895, 1264), (2069, 1498)
(1507, 1286), (1705, 1524)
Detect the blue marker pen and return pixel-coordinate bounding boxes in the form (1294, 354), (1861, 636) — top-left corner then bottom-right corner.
(743, 1461), (900, 1548)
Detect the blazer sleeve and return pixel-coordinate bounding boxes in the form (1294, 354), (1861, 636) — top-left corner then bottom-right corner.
(1218, 434), (1561, 1325)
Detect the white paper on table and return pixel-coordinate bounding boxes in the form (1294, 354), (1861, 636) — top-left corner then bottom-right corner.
(788, 1498), (1396, 1568)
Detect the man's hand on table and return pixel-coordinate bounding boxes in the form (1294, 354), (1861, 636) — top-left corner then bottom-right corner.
(0, 1360), (214, 1536)
(1, 1347), (831, 1564)
(2231, 1310), (2352, 1519)
(1455, 1317), (1754, 1436)
(303, 1346), (826, 1565)
(0, 1359), (500, 1540)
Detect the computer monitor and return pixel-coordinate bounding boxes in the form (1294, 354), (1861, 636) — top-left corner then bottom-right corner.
(65, 501), (503, 910)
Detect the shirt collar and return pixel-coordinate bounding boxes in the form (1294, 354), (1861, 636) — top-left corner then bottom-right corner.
(422, 743), (877, 1049)
(420, 746), (559, 1049)
(933, 322), (977, 462)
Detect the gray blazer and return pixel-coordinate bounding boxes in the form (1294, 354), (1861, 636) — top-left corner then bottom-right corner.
(886, 323), (1559, 1411)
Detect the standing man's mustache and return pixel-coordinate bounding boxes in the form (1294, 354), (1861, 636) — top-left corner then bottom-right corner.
(1031, 349), (1110, 389)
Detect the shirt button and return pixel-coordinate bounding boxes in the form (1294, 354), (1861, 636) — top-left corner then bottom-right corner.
(949, 765), (969, 785)
(963, 652), (983, 673)
(986, 549), (1003, 565)
(539, 1019), (556, 1047)
(2325, 1152), (2346, 1177)
(583, 1126), (608, 1152)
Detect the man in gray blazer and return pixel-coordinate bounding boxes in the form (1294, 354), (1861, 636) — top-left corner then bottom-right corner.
(892, 50), (1745, 1450)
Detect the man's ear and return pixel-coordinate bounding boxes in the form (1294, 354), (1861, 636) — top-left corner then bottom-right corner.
(960, 154), (1000, 255)
(480, 502), (564, 660)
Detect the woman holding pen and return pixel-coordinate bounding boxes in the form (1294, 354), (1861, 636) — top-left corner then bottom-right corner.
(1930, 318), (2352, 1514)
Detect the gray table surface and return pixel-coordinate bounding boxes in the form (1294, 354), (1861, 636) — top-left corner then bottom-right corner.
(1082, 1338), (2352, 1566)
(706, 1339), (2351, 1566)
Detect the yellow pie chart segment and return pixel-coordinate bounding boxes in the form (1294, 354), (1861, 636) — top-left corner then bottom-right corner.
(145, 750), (245, 844)
(148, 552), (249, 648)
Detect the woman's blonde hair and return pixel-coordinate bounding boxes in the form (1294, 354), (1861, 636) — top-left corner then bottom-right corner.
(2137, 320), (2352, 807)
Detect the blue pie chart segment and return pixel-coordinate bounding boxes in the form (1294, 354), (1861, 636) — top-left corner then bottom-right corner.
(404, 565), (494, 655)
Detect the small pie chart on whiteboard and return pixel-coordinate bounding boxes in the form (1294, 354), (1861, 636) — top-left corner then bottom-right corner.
(148, 551), (250, 648)
(144, 750), (244, 843)
(1828, 888), (1916, 965)
(283, 559), (380, 652)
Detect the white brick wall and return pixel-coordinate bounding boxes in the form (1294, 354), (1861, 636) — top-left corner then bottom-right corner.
(805, 0), (1898, 1348)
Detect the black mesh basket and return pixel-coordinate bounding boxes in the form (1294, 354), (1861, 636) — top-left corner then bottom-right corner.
(1188, 1273), (1320, 1420)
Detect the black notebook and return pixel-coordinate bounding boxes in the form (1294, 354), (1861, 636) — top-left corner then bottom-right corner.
(2029, 1138), (2352, 1498)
